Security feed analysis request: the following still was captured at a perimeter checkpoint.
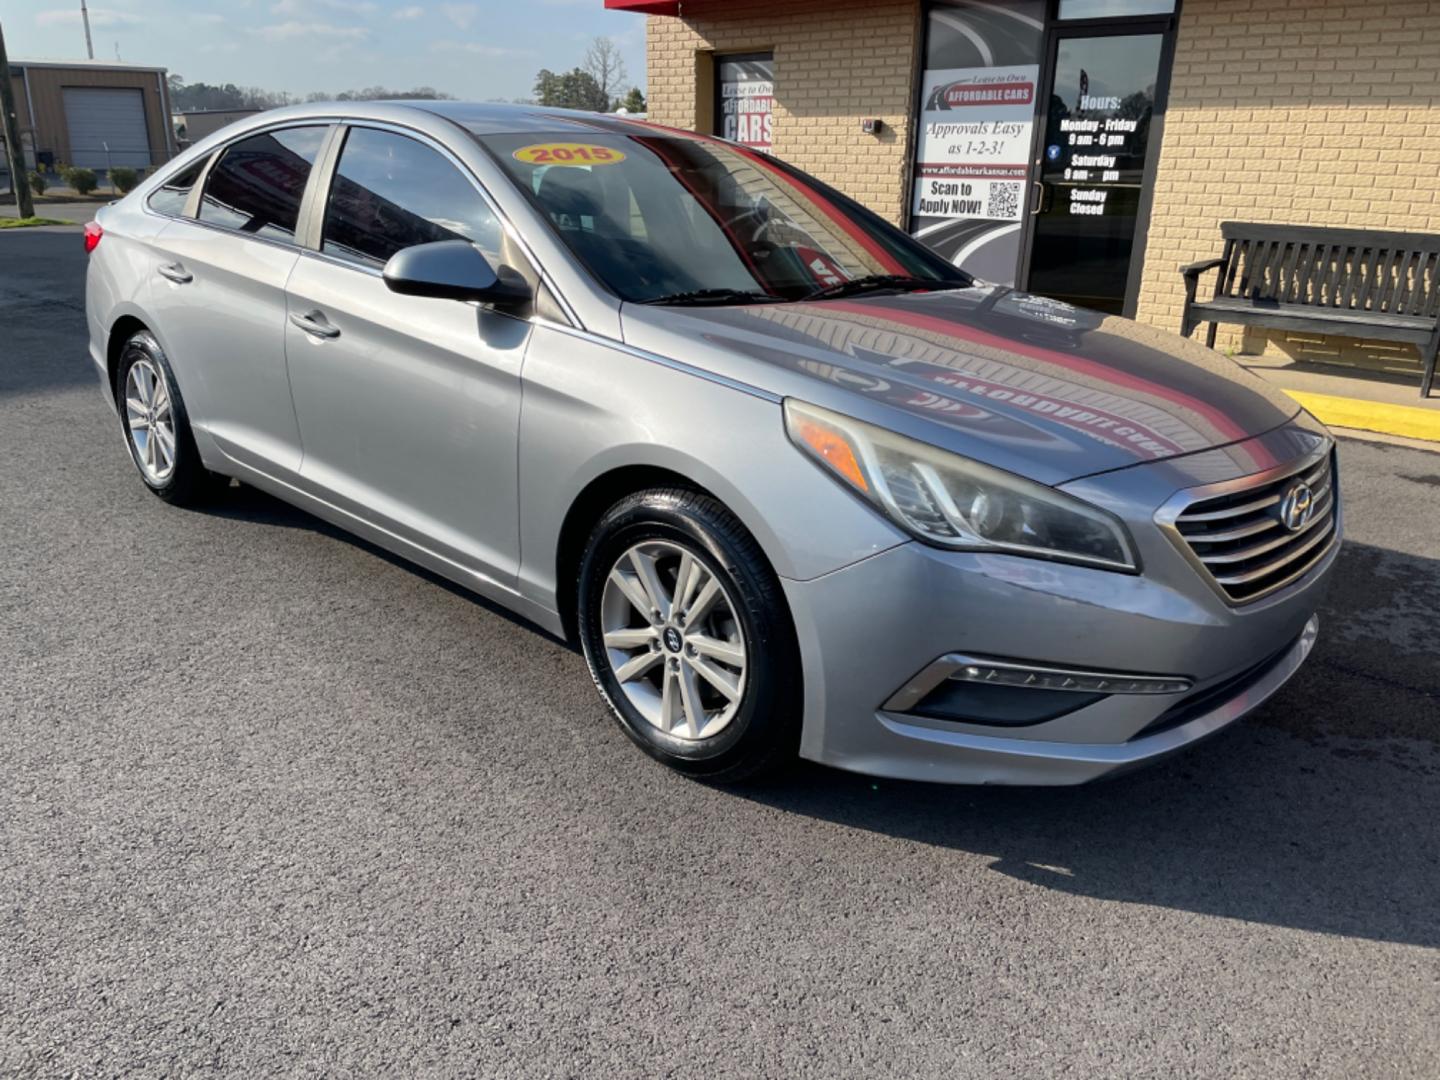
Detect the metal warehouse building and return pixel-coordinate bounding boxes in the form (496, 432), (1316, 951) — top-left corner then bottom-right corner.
(172, 108), (262, 149)
(6, 59), (175, 172)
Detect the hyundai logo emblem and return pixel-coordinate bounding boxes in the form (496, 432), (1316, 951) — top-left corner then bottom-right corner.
(1279, 480), (1316, 532)
(663, 626), (684, 653)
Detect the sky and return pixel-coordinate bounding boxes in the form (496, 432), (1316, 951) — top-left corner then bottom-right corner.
(3, 0), (648, 101)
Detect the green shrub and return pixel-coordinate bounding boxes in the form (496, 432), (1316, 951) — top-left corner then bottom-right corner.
(109, 167), (139, 194)
(26, 171), (48, 196)
(61, 166), (98, 196)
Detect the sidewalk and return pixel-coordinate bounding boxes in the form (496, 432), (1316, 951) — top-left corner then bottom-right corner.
(0, 200), (97, 225)
(2, 178), (117, 202)
(1239, 354), (1440, 444)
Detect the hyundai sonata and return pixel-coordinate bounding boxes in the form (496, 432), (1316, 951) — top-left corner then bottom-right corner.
(84, 102), (1339, 784)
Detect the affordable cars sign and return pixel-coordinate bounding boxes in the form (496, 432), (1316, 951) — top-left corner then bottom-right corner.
(717, 55), (774, 153)
(912, 65), (1038, 223)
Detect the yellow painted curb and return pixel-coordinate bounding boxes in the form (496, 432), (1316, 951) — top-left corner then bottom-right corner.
(1284, 390), (1440, 443)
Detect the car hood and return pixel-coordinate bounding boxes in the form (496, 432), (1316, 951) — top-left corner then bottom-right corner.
(619, 285), (1303, 485)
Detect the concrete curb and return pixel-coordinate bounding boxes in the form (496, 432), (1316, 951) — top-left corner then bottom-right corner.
(1286, 390), (1440, 443)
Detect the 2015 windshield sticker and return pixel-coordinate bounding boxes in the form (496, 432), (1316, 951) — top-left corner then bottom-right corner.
(512, 143), (626, 166)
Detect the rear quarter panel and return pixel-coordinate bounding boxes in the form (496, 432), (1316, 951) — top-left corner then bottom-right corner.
(85, 200), (178, 402)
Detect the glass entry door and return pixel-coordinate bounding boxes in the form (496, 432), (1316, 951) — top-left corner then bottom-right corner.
(1023, 30), (1168, 315)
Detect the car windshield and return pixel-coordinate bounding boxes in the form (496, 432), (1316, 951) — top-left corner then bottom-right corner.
(475, 128), (971, 304)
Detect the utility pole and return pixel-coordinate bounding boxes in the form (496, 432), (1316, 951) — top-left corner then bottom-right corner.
(80, 0), (94, 60)
(0, 20), (37, 218)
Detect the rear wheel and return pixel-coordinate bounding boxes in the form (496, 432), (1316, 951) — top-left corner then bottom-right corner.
(115, 330), (221, 505)
(577, 488), (802, 783)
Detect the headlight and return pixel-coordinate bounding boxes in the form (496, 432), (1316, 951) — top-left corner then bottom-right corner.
(784, 399), (1137, 572)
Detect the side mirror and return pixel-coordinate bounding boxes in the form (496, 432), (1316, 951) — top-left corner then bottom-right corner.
(382, 239), (532, 311)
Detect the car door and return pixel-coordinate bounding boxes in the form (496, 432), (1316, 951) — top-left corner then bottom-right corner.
(149, 123), (332, 476)
(283, 124), (530, 586)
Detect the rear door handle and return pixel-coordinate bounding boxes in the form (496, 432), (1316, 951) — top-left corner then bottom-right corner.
(289, 310), (341, 340)
(157, 262), (192, 284)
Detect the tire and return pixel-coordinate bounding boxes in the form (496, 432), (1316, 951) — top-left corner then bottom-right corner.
(114, 330), (222, 505)
(577, 487), (802, 783)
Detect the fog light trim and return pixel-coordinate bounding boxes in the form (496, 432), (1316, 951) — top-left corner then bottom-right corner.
(884, 654), (1192, 714)
(949, 660), (1192, 696)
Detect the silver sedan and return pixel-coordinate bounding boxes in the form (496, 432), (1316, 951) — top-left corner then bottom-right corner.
(84, 102), (1339, 784)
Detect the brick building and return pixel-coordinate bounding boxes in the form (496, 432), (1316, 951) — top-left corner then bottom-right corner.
(608, 0), (1440, 378)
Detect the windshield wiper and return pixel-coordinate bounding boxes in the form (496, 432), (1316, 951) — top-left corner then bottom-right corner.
(636, 288), (784, 306)
(803, 275), (958, 301)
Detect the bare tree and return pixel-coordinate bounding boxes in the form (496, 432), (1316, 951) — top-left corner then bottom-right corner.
(583, 36), (628, 109)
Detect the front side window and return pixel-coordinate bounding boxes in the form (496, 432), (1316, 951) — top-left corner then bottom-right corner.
(147, 156), (207, 217)
(198, 126), (328, 242)
(478, 129), (968, 304)
(321, 127), (502, 268)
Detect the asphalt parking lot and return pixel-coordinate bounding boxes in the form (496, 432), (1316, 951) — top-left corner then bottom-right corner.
(2, 228), (1437, 1077)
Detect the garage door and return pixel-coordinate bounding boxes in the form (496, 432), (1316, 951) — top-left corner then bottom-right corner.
(62, 87), (151, 169)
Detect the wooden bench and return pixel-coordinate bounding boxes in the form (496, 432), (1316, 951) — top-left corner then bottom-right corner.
(1179, 222), (1440, 398)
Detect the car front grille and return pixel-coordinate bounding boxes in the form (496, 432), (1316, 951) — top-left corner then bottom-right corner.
(1170, 450), (1338, 604)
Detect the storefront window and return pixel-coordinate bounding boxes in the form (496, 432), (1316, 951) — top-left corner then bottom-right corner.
(715, 54), (774, 153)
(1058, 0), (1175, 18)
(912, 0), (1177, 315)
(909, 1), (1046, 285)
(1026, 32), (1166, 314)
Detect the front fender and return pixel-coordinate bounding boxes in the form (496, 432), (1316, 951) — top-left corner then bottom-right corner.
(515, 323), (906, 614)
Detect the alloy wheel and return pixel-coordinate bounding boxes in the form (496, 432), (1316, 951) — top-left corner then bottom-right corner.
(599, 540), (748, 741)
(124, 357), (177, 484)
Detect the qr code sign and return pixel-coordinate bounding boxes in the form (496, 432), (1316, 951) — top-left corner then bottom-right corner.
(989, 182), (1021, 220)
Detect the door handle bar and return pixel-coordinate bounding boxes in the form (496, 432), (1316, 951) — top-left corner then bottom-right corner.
(157, 263), (193, 284)
(289, 311), (341, 340)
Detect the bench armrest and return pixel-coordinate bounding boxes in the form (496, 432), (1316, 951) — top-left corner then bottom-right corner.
(1179, 257), (1226, 280)
(1180, 257), (1227, 307)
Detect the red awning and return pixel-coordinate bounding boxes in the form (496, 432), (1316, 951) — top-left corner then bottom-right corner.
(604, 0), (680, 14)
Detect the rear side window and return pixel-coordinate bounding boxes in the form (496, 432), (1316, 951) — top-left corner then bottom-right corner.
(321, 127), (501, 268)
(199, 126), (328, 243)
(147, 157), (207, 217)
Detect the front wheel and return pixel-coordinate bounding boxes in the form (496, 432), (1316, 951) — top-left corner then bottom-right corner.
(577, 488), (802, 783)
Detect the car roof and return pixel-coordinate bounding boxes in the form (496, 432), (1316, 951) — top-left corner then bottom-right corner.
(403, 100), (658, 136)
(196, 100), (669, 145)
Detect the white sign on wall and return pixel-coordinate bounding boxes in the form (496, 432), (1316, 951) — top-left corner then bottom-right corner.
(912, 64), (1039, 223)
(718, 56), (774, 153)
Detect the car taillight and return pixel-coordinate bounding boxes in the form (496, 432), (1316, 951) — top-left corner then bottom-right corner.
(83, 221), (103, 253)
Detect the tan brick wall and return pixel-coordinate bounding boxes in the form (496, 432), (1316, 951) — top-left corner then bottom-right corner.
(645, 0), (921, 225)
(1136, 0), (1440, 371)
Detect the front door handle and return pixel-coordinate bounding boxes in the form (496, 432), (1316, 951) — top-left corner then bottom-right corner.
(289, 310), (341, 340)
(1030, 180), (1045, 216)
(157, 262), (193, 284)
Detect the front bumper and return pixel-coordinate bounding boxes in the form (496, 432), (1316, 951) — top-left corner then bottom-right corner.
(868, 615), (1315, 784)
(780, 424), (1338, 785)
